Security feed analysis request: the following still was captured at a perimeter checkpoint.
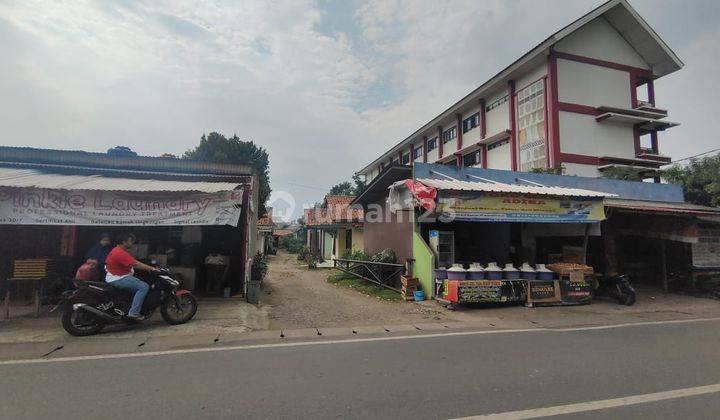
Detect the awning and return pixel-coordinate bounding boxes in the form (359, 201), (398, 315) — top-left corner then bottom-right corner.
(416, 178), (615, 198)
(605, 198), (720, 217)
(0, 167), (241, 192)
(0, 168), (245, 226)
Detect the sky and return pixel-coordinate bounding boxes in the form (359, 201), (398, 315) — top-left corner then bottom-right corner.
(0, 0), (718, 221)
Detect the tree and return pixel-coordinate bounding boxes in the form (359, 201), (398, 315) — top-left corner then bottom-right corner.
(184, 132), (271, 216)
(600, 167), (649, 182)
(107, 146), (138, 157)
(352, 173), (367, 195)
(664, 154), (720, 207)
(329, 181), (354, 195)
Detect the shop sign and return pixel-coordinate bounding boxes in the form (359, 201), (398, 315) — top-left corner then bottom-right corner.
(438, 193), (604, 223)
(528, 280), (558, 301)
(457, 280), (503, 302)
(0, 187), (244, 226)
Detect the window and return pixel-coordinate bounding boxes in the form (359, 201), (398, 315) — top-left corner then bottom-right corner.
(413, 145), (423, 159)
(488, 139), (509, 150)
(401, 153), (411, 165)
(427, 136), (438, 152)
(462, 113), (480, 133)
(442, 127), (457, 144)
(463, 151), (481, 167)
(485, 95), (509, 112)
(516, 79), (547, 171)
(345, 229), (352, 251)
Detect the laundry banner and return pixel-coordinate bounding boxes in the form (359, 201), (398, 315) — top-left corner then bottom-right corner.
(437, 192), (605, 223)
(0, 187), (244, 226)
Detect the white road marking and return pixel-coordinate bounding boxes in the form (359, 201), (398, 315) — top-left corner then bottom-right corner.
(451, 383), (720, 419)
(0, 317), (718, 366)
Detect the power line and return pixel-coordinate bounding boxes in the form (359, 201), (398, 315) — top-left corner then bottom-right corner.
(671, 147), (720, 164)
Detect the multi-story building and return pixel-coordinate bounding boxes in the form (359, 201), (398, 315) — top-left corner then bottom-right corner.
(357, 0), (682, 182)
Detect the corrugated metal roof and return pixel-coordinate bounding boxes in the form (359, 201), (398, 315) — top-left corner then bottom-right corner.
(605, 198), (720, 215)
(0, 168), (242, 193)
(416, 178), (615, 198)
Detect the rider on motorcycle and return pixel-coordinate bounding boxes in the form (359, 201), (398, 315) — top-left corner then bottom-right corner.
(105, 233), (159, 321)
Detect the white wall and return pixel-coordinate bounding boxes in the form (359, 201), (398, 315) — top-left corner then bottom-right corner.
(484, 89), (510, 138)
(487, 140), (511, 170)
(559, 111), (635, 158)
(562, 162), (601, 177)
(427, 147), (439, 163)
(554, 17), (649, 69)
(462, 106), (481, 144)
(515, 63), (547, 92)
(557, 58), (632, 108)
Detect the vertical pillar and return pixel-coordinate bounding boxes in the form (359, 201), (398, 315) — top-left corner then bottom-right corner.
(437, 126), (444, 158)
(660, 240), (668, 293)
(481, 145), (488, 169)
(547, 52), (561, 168)
(456, 154), (462, 168)
(650, 131), (659, 154)
(456, 113), (463, 151)
(633, 126), (641, 157)
(479, 99), (486, 139)
(398, 151), (403, 164)
(647, 79), (655, 106)
(422, 136), (428, 163)
(508, 80), (517, 170)
(629, 72), (638, 108)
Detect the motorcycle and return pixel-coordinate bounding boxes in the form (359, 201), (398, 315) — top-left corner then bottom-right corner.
(595, 273), (636, 306)
(57, 268), (198, 336)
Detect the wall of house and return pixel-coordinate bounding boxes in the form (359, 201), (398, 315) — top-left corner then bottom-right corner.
(484, 89), (510, 137)
(412, 231), (435, 297)
(559, 111), (635, 158)
(486, 139), (511, 170)
(562, 162), (601, 177)
(363, 198), (413, 264)
(557, 58), (632, 108)
(462, 106), (481, 144)
(516, 63), (547, 92)
(352, 227), (364, 252)
(554, 17), (650, 69)
(440, 122), (458, 159)
(426, 144), (439, 162)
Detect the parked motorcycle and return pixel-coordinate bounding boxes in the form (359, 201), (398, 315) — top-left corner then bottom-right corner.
(595, 273), (636, 306)
(57, 268), (197, 336)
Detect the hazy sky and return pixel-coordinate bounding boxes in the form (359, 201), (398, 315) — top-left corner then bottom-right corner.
(1, 0), (718, 220)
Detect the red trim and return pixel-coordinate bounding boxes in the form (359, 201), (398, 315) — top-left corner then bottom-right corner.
(559, 152), (600, 165)
(481, 145), (488, 169)
(547, 52), (561, 168)
(479, 99), (486, 139)
(633, 126), (641, 156)
(629, 73), (638, 109)
(508, 80), (517, 171)
(553, 51), (652, 78)
(647, 79), (655, 106)
(437, 126), (443, 158)
(409, 144), (414, 165)
(175, 289), (192, 297)
(557, 102), (599, 116)
(422, 136), (428, 163)
(456, 154), (462, 167)
(650, 131), (659, 154)
(456, 113), (463, 150)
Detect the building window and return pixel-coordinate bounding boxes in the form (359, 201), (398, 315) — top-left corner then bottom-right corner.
(345, 229), (352, 251)
(413, 145), (423, 159)
(488, 139), (509, 150)
(442, 127), (457, 144)
(516, 78), (547, 171)
(485, 95), (509, 112)
(463, 151), (481, 167)
(462, 113), (480, 133)
(401, 153), (411, 165)
(427, 137), (438, 152)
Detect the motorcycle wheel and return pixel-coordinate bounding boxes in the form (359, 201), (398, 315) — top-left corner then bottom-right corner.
(619, 294), (636, 306)
(61, 304), (104, 336)
(160, 294), (198, 325)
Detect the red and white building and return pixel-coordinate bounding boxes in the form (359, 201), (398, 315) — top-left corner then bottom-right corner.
(357, 0), (682, 182)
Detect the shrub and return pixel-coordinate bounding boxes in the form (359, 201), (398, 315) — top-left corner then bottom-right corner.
(251, 252), (268, 281)
(341, 249), (369, 261)
(279, 235), (304, 254)
(370, 248), (397, 264)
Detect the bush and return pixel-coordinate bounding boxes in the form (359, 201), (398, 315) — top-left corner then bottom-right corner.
(341, 249), (369, 261)
(297, 246), (323, 268)
(279, 235), (304, 254)
(370, 248), (397, 264)
(251, 252), (268, 281)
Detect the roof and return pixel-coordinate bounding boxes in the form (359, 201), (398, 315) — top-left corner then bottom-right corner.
(416, 178), (614, 198)
(0, 167), (243, 193)
(352, 164), (413, 208)
(257, 214), (276, 227)
(273, 229), (296, 237)
(605, 198), (720, 216)
(356, 0), (683, 175)
(305, 194), (364, 227)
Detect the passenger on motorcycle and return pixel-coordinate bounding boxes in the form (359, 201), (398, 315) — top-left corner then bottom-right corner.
(105, 233), (159, 321)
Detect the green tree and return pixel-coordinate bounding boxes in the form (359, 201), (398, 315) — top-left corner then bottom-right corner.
(184, 132), (271, 216)
(352, 173), (367, 195)
(664, 154), (720, 207)
(600, 167), (649, 182)
(329, 181), (354, 195)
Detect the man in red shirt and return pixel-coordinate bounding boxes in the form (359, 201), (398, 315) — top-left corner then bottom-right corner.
(105, 233), (159, 321)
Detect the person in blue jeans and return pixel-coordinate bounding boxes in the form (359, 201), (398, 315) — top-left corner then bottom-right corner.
(105, 233), (159, 321)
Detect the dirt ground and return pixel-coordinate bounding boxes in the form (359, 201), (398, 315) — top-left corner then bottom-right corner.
(261, 251), (451, 329)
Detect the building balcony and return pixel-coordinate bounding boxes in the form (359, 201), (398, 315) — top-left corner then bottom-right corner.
(595, 105), (679, 132)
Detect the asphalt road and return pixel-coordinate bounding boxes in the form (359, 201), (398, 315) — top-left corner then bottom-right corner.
(1, 320), (720, 419)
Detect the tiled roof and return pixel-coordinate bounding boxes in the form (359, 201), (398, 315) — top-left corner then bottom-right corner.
(258, 214), (275, 227)
(305, 195), (363, 226)
(272, 229), (296, 237)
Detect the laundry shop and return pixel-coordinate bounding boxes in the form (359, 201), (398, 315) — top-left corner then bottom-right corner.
(353, 163), (720, 307)
(0, 147), (259, 318)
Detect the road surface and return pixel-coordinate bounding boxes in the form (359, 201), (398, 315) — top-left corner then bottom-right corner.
(1, 319), (719, 419)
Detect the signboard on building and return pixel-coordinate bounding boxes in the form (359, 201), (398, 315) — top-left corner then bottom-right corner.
(0, 187), (244, 226)
(437, 193), (605, 223)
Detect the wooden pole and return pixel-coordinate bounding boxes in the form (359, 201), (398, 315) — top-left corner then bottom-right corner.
(660, 240), (668, 293)
(582, 224), (590, 265)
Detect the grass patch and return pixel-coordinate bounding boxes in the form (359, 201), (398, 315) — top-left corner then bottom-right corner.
(327, 270), (402, 301)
